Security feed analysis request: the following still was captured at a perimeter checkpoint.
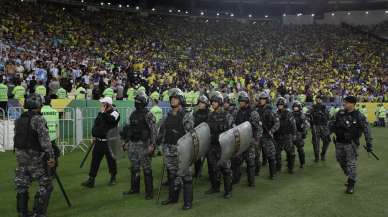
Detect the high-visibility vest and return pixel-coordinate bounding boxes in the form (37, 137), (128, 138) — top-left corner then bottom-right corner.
(360, 108), (368, 117)
(103, 87), (114, 98)
(150, 105), (163, 124)
(35, 85), (47, 97)
(41, 105), (59, 141)
(12, 85), (25, 100)
(378, 107), (386, 118)
(0, 83), (8, 102)
(127, 88), (135, 101)
(150, 91), (159, 101)
(56, 88), (67, 99)
(162, 90), (169, 102)
(75, 87), (86, 100)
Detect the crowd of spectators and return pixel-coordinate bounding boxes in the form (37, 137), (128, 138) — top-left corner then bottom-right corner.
(0, 1), (387, 105)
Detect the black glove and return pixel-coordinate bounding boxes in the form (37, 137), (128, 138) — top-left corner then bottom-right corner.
(366, 143), (373, 153)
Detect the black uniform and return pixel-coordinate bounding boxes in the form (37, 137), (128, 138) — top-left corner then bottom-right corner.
(292, 110), (308, 168)
(231, 107), (262, 186)
(89, 109), (120, 180)
(193, 108), (209, 178)
(206, 109), (232, 197)
(274, 109), (297, 173)
(310, 103), (331, 161)
(330, 109), (373, 193)
(256, 104), (279, 178)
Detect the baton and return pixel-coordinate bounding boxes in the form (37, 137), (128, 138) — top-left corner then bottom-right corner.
(54, 171), (72, 207)
(80, 141), (95, 168)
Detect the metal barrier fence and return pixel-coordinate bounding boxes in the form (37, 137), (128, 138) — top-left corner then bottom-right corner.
(0, 107), (5, 152)
(0, 105), (174, 154)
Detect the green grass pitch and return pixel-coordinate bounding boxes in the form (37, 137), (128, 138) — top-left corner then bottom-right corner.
(0, 127), (387, 217)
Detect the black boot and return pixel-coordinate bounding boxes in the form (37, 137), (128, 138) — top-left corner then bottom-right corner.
(194, 159), (203, 178)
(255, 157), (261, 176)
(298, 149), (305, 168)
(231, 166), (241, 185)
(314, 153), (320, 162)
(223, 174), (232, 199)
(268, 159), (276, 180)
(345, 178), (355, 194)
(205, 171), (220, 194)
(123, 170), (140, 195)
(108, 175), (117, 186)
(287, 154), (295, 174)
(17, 192), (29, 217)
(182, 180), (193, 210)
(262, 148), (268, 166)
(162, 176), (179, 205)
(144, 170), (154, 200)
(276, 157), (282, 173)
(32, 188), (52, 217)
(247, 166), (256, 187)
(81, 177), (95, 188)
(321, 139), (330, 161)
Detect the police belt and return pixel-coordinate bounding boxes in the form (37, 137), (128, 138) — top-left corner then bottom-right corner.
(95, 138), (108, 142)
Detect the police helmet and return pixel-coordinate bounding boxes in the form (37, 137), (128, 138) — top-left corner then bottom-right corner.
(169, 88), (185, 105)
(276, 97), (287, 106)
(135, 90), (149, 106)
(210, 91), (223, 104)
(24, 93), (44, 110)
(198, 95), (210, 105)
(238, 91), (250, 103)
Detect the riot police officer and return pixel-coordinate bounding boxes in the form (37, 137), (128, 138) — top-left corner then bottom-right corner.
(255, 92), (279, 179)
(223, 93), (235, 129)
(193, 95), (210, 178)
(82, 97), (120, 188)
(330, 96), (373, 194)
(309, 95), (331, 162)
(14, 93), (56, 217)
(231, 91), (262, 187)
(205, 91), (232, 199)
(274, 97), (297, 174)
(122, 91), (157, 200)
(158, 88), (194, 210)
(292, 101), (308, 168)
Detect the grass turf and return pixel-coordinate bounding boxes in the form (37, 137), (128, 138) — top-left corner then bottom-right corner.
(0, 127), (387, 217)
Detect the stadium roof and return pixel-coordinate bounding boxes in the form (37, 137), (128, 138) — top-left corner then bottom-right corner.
(50, 0), (388, 16)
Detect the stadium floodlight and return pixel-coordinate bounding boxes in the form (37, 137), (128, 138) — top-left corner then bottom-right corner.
(107, 2), (110, 6)
(185, 11), (189, 14)
(118, 4), (122, 8)
(216, 13), (220, 16)
(385, 10), (388, 14)
(365, 11), (369, 15)
(63, 7), (66, 10)
(126, 5), (129, 8)
(331, 13), (335, 16)
(100, 2), (104, 6)
(283, 13), (286, 17)
(230, 13), (234, 17)
(21, 0), (24, 2)
(81, 0), (84, 3)
(248, 14), (252, 18)
(265, 15), (268, 18)
(152, 8), (155, 12)
(178, 9), (181, 13)
(205, 19), (209, 23)
(297, 13), (302, 16)
(311, 13), (315, 17)
(200, 11), (204, 16)
(347, 12), (351, 15)
(135, 6), (139, 10)
(169, 9), (172, 13)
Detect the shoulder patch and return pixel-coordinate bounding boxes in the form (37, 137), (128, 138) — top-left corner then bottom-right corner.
(111, 111), (119, 120)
